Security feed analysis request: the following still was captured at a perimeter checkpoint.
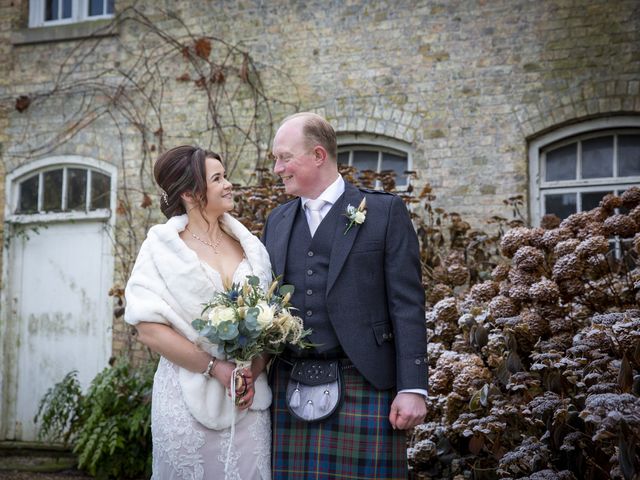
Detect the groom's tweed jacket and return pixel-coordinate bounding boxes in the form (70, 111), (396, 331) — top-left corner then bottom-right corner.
(262, 181), (427, 391)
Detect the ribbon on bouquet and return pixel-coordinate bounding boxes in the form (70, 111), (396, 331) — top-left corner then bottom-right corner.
(224, 362), (249, 479)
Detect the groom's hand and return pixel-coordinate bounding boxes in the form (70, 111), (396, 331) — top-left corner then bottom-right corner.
(389, 392), (427, 430)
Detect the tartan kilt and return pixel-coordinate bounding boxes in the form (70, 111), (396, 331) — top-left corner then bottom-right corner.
(270, 357), (408, 480)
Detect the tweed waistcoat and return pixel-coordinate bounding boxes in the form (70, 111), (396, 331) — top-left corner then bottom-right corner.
(284, 196), (345, 353)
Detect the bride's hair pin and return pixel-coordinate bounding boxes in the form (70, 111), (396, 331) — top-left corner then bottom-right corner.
(161, 190), (169, 204)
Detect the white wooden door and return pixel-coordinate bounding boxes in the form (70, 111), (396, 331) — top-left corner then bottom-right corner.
(1, 157), (116, 442)
(8, 220), (113, 440)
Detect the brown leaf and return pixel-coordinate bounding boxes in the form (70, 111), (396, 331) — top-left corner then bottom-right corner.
(506, 351), (523, 374)
(140, 193), (153, 208)
(468, 434), (484, 455)
(116, 200), (127, 215)
(15, 95), (31, 112)
(176, 73), (191, 82)
(618, 354), (634, 393)
(194, 76), (206, 88)
(211, 67), (225, 84)
(194, 38), (211, 59)
(239, 53), (249, 82)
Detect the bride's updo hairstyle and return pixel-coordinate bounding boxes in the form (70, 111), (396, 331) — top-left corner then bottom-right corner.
(154, 145), (222, 219)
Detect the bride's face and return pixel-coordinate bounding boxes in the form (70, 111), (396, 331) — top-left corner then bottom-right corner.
(202, 157), (234, 214)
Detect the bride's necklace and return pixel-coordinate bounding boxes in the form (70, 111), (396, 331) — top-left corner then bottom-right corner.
(186, 225), (223, 254)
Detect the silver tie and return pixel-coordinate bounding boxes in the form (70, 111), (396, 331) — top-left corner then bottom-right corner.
(306, 198), (326, 237)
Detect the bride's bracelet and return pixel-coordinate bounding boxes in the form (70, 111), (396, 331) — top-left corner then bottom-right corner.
(202, 357), (218, 379)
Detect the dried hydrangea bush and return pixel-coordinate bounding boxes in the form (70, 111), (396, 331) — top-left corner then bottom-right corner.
(411, 187), (640, 480)
(233, 171), (640, 480)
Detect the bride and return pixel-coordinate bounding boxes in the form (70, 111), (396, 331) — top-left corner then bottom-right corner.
(124, 146), (272, 479)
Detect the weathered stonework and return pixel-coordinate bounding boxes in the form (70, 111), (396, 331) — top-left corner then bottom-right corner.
(0, 0), (638, 362)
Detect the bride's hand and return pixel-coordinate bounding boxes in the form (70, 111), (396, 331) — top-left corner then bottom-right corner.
(251, 354), (270, 379)
(234, 367), (255, 410)
(212, 360), (237, 389)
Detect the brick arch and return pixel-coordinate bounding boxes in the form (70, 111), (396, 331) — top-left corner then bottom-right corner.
(515, 79), (640, 139)
(309, 97), (420, 144)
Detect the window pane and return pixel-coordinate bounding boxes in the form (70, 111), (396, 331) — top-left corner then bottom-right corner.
(582, 136), (613, 179)
(91, 171), (111, 210)
(17, 175), (39, 214)
(582, 190), (613, 212)
(46, 0), (59, 20)
(337, 152), (350, 165)
(545, 193), (577, 219)
(382, 152), (408, 185)
(352, 150), (378, 172)
(107, 0), (115, 14)
(62, 0), (72, 18)
(67, 168), (87, 211)
(42, 169), (63, 212)
(545, 144), (577, 181)
(89, 0), (103, 16)
(618, 135), (640, 177)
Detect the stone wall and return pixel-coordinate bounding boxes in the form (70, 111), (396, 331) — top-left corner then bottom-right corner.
(1, 0), (639, 360)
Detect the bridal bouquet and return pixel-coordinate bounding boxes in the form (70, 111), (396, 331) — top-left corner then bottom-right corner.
(192, 275), (311, 362)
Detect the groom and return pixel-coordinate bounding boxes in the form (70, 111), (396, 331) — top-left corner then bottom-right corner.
(262, 112), (428, 479)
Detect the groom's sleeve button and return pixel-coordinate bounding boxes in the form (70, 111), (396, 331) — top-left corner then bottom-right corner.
(307, 269), (314, 275)
(306, 289), (313, 295)
(306, 310), (313, 317)
(307, 251), (314, 257)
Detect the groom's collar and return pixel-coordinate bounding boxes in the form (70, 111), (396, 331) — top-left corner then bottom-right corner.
(300, 175), (344, 210)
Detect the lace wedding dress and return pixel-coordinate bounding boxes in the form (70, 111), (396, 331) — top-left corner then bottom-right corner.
(150, 259), (271, 480)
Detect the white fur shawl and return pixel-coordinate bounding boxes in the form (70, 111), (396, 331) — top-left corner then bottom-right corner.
(124, 213), (272, 430)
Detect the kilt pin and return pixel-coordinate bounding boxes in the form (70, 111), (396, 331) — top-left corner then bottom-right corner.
(262, 181), (428, 480)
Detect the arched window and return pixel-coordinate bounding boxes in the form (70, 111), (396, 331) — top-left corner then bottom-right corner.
(337, 134), (412, 189)
(8, 156), (116, 222)
(529, 117), (640, 224)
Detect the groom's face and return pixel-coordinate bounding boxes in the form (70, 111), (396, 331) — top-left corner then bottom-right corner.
(272, 119), (318, 198)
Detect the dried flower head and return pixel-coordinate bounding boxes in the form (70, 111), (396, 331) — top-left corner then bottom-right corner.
(576, 221), (607, 240)
(513, 246), (546, 272)
(528, 227), (547, 248)
(509, 267), (540, 286)
(599, 193), (622, 213)
(427, 283), (454, 305)
(552, 254), (584, 282)
(447, 263), (469, 286)
(549, 317), (573, 335)
(500, 227), (532, 258)
(574, 235), (610, 259)
(621, 186), (640, 210)
(432, 297), (459, 324)
(509, 283), (530, 302)
(489, 295), (519, 319)
(603, 214), (637, 238)
(492, 264), (510, 282)
(432, 265), (449, 284)
(541, 228), (574, 251)
(529, 278), (560, 304)
(553, 239), (580, 258)
(540, 214), (561, 230)
(557, 278), (585, 300)
(452, 364), (492, 398)
(587, 206), (610, 223)
(470, 281), (500, 303)
(629, 205), (640, 226)
(560, 211), (591, 233)
(521, 310), (550, 339)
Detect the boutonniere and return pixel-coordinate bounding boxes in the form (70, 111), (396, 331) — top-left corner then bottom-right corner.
(344, 197), (367, 235)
